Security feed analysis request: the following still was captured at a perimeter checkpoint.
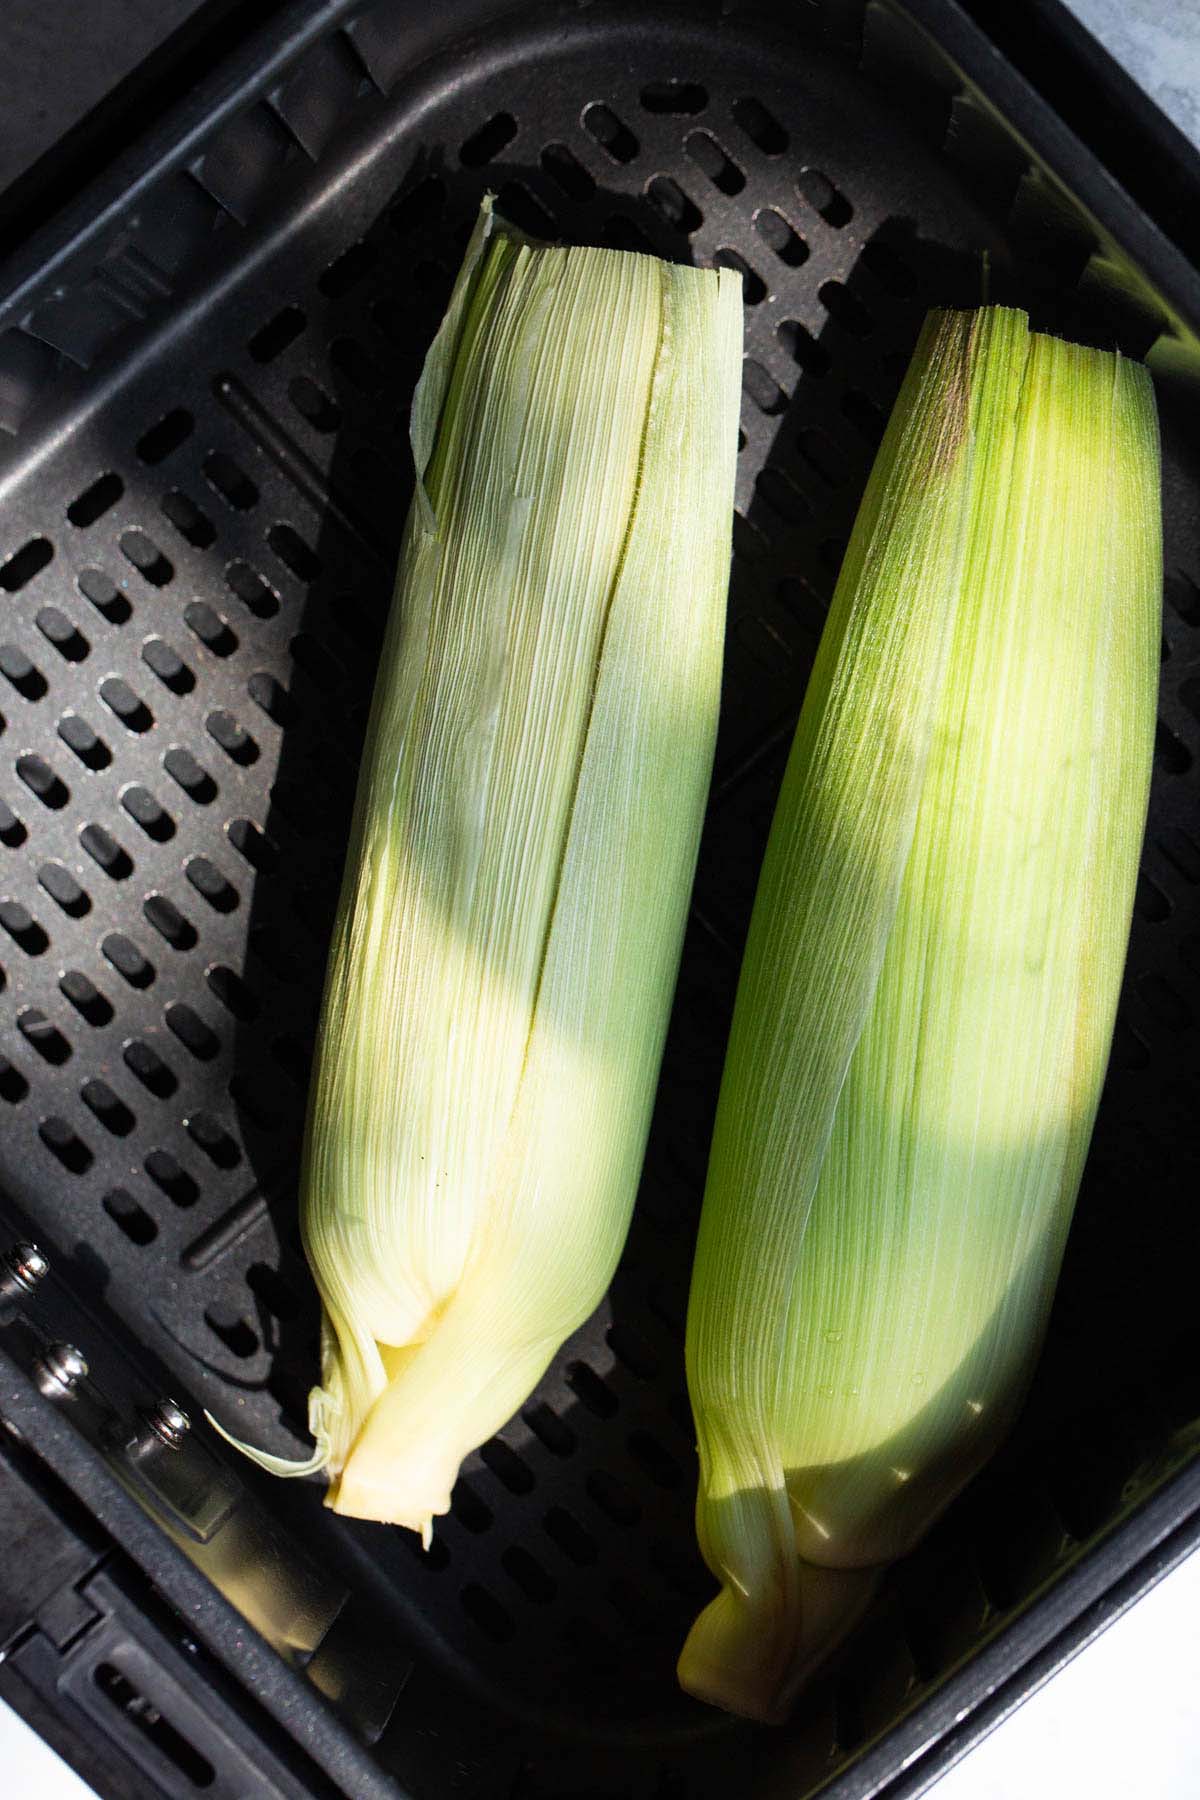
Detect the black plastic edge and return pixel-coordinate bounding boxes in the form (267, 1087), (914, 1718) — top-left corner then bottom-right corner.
(887, 1491), (1200, 1799)
(958, 0), (1200, 275)
(816, 1452), (1200, 1800)
(897, 0), (1200, 334)
(0, 1347), (407, 1800)
(0, 1), (290, 248)
(0, 0), (359, 322)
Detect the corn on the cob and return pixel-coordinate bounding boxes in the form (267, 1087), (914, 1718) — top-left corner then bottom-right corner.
(679, 306), (1160, 1722)
(211, 199), (743, 1538)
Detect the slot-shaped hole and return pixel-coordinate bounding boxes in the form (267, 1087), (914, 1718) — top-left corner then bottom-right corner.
(119, 530), (173, 587)
(459, 1583), (516, 1643)
(756, 466), (810, 524)
(77, 568), (131, 624)
(57, 714), (112, 770)
(143, 894), (197, 951)
(141, 638), (194, 694)
(1166, 574), (1200, 626)
(204, 1307), (257, 1354)
(17, 754), (69, 810)
(247, 670), (293, 724)
(544, 1506), (597, 1565)
(539, 142), (594, 201)
(123, 1039), (176, 1097)
(606, 1323), (659, 1380)
(163, 746), (218, 804)
(60, 971), (112, 1026)
(203, 450), (258, 511)
(330, 336), (383, 393)
(1158, 826), (1200, 884)
(103, 1190), (157, 1245)
(227, 816), (276, 872)
(777, 317), (829, 375)
(80, 822), (132, 879)
(186, 1111), (240, 1168)
(185, 855), (238, 912)
(246, 1262), (298, 1319)
(205, 709), (258, 766)
(798, 427), (849, 486)
(147, 1148), (200, 1208)
(646, 174), (702, 234)
(842, 388), (886, 445)
(861, 239), (918, 295)
(165, 1002), (219, 1061)
(225, 560), (279, 618)
(600, 216), (657, 255)
(754, 206), (807, 266)
(460, 111), (517, 168)
(136, 408), (193, 464)
(102, 932), (153, 987)
(18, 1008), (71, 1065)
(628, 1429), (684, 1489)
(390, 174), (445, 237)
(0, 801), (24, 847)
(798, 167), (853, 226)
(586, 1468), (641, 1526)
(288, 375), (341, 433)
(582, 103), (638, 163)
(566, 1361), (618, 1418)
(1155, 719), (1191, 774)
(39, 1116), (92, 1173)
(521, 1402), (575, 1457)
(1136, 874), (1171, 923)
(81, 1079), (134, 1136)
(36, 607), (89, 661)
(494, 182), (558, 241)
(249, 305), (305, 363)
(67, 472), (123, 528)
(685, 128), (744, 194)
(714, 248), (766, 304)
(733, 508), (768, 565)
(267, 524), (320, 583)
(819, 280), (873, 336)
(0, 537), (53, 591)
(37, 862), (89, 918)
(1113, 1016), (1150, 1070)
(319, 241), (377, 298)
(501, 1546), (556, 1604)
(0, 644), (47, 700)
(641, 80), (707, 113)
(121, 785), (174, 841)
(743, 358), (787, 415)
(0, 1059), (28, 1103)
(451, 1479), (493, 1534)
(99, 676), (153, 732)
(478, 1439), (535, 1495)
(206, 963), (258, 1020)
(732, 95), (787, 153)
(1137, 972), (1192, 1031)
(184, 600), (238, 656)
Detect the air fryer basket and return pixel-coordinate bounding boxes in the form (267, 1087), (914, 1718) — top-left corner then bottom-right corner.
(0, 1), (1197, 1795)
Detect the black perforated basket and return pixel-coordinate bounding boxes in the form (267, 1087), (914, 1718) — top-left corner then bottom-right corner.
(0, 2), (1198, 1797)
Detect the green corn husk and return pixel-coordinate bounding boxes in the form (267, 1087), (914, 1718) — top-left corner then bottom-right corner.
(679, 306), (1161, 1722)
(211, 199), (742, 1536)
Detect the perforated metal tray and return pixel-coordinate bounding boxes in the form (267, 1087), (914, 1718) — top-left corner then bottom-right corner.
(0, 1), (1198, 1796)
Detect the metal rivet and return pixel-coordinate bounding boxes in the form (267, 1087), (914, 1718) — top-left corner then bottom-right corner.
(1, 1242), (49, 1298)
(36, 1342), (88, 1396)
(146, 1397), (190, 1448)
